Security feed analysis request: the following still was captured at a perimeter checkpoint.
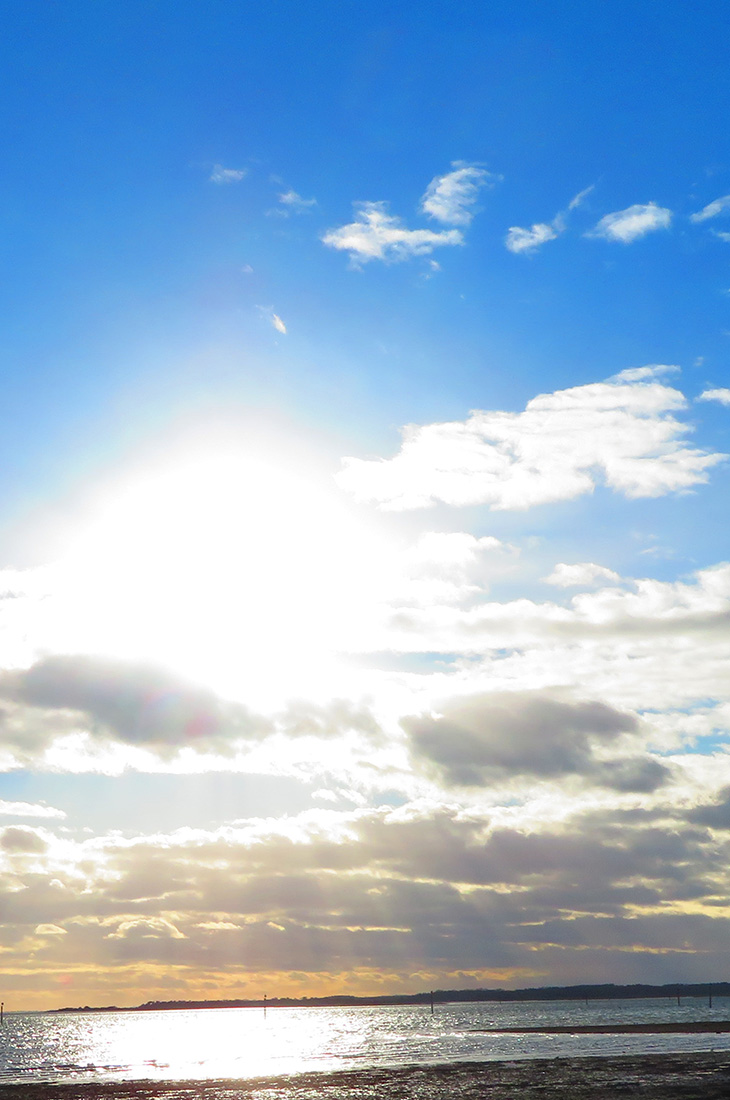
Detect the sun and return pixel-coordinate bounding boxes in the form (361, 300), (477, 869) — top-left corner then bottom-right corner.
(42, 432), (390, 710)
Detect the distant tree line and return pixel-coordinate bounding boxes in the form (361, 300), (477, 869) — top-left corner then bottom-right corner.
(48, 981), (730, 1013)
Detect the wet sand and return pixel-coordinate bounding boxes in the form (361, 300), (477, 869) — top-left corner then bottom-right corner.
(4, 1053), (730, 1100)
(477, 1020), (730, 1034)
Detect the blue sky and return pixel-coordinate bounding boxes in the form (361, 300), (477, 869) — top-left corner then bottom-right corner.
(2, 1), (730, 1009)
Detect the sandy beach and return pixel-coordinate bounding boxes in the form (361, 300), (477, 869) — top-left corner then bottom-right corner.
(3, 1053), (730, 1100)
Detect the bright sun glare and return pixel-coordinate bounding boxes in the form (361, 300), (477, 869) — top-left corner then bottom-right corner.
(42, 437), (389, 709)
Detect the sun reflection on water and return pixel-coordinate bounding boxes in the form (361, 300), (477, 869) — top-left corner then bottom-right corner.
(5, 1001), (730, 1086)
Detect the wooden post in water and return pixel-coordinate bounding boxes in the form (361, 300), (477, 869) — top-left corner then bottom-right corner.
(1, 1002), (3, 1024)
(430, 990), (434, 1015)
(263, 993), (267, 1018)
(709, 985), (713, 1009)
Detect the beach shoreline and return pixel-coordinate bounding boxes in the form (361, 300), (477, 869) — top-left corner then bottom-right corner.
(3, 1052), (730, 1100)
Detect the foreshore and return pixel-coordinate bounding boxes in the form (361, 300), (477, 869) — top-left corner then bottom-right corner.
(477, 1020), (730, 1034)
(3, 1053), (730, 1100)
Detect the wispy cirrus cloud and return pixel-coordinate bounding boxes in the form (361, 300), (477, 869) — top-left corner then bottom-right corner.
(337, 368), (725, 510)
(505, 184), (593, 254)
(420, 162), (499, 226)
(689, 194), (730, 223)
(257, 306), (287, 333)
(588, 202), (672, 243)
(209, 164), (247, 184)
(322, 202), (463, 266)
(568, 184), (595, 210)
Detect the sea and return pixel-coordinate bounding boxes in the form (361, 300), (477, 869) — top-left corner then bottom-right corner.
(1, 997), (730, 1088)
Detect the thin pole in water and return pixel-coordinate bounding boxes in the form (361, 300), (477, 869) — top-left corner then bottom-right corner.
(1, 1002), (3, 1024)
(430, 990), (434, 1015)
(709, 986), (713, 1009)
(264, 993), (267, 1018)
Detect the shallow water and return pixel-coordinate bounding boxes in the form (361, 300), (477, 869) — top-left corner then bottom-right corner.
(2, 998), (730, 1087)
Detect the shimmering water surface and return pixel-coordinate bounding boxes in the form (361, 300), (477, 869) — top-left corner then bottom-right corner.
(2, 998), (730, 1087)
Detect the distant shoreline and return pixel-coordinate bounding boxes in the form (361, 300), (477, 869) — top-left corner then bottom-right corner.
(45, 981), (730, 1014)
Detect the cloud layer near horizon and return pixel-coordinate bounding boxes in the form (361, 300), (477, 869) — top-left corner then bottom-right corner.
(1, 366), (729, 1009)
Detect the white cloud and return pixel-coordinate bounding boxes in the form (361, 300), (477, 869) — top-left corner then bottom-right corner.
(420, 162), (498, 226)
(337, 372), (725, 511)
(568, 184), (594, 210)
(505, 222), (559, 254)
(588, 202), (672, 243)
(322, 202), (463, 265)
(611, 364), (679, 383)
(0, 800), (65, 819)
(257, 306), (287, 334)
(505, 184), (593, 255)
(698, 388), (730, 406)
(273, 189), (317, 216)
(34, 924), (67, 936)
(544, 562), (622, 588)
(209, 165), (247, 184)
(714, 230), (730, 242)
(689, 194), (730, 223)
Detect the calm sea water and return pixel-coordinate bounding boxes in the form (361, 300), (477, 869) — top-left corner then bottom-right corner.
(1, 998), (730, 1087)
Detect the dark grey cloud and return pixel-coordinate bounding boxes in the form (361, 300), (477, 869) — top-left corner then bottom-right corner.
(1, 798), (727, 985)
(0, 826), (46, 853)
(687, 786), (730, 829)
(403, 691), (668, 790)
(0, 655), (270, 755)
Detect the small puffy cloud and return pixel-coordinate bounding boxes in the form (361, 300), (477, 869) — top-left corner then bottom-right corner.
(420, 162), (498, 226)
(403, 691), (667, 791)
(505, 222), (559, 254)
(698, 388), (730, 406)
(107, 917), (186, 940)
(277, 189), (316, 214)
(34, 924), (67, 937)
(689, 194), (730, 223)
(544, 562), (622, 588)
(209, 165), (247, 184)
(322, 202), (463, 265)
(337, 372), (725, 511)
(588, 202), (672, 243)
